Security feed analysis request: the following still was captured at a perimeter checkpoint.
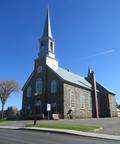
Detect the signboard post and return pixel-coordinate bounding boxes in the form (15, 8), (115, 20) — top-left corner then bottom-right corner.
(47, 104), (51, 120)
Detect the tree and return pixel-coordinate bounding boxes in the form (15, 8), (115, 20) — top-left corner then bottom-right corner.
(0, 80), (20, 119)
(116, 103), (120, 109)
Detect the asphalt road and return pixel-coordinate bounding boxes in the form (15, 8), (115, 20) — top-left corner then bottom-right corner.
(0, 129), (120, 144)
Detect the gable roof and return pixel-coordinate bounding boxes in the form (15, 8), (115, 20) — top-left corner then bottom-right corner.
(51, 66), (92, 90)
(96, 82), (115, 95)
(85, 76), (115, 95)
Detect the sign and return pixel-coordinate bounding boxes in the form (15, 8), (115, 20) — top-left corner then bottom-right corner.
(47, 104), (51, 111)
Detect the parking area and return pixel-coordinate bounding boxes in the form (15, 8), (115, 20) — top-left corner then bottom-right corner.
(57, 117), (120, 135)
(0, 117), (120, 135)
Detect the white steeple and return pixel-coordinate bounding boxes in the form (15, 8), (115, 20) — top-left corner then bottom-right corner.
(42, 8), (53, 38)
(38, 8), (55, 59)
(38, 8), (58, 70)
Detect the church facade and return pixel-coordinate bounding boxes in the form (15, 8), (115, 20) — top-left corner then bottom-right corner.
(22, 10), (117, 119)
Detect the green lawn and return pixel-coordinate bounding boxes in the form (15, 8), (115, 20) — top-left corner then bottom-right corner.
(0, 120), (14, 124)
(0, 120), (5, 123)
(26, 123), (99, 132)
(0, 120), (7, 124)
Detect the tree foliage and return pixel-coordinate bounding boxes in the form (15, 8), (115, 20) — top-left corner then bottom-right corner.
(116, 103), (120, 109)
(0, 80), (21, 119)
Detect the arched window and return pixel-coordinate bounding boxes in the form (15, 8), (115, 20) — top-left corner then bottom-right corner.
(51, 80), (57, 93)
(88, 95), (92, 111)
(27, 86), (31, 97)
(35, 78), (42, 95)
(80, 92), (85, 109)
(69, 89), (75, 109)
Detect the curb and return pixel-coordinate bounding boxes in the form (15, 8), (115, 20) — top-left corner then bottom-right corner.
(0, 126), (120, 141)
(22, 127), (120, 141)
(90, 127), (103, 132)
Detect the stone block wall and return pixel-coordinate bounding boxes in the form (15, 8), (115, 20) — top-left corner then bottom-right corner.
(64, 83), (92, 118)
(108, 94), (117, 117)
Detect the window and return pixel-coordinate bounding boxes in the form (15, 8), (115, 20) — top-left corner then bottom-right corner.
(70, 89), (75, 110)
(80, 92), (85, 109)
(27, 86), (31, 98)
(88, 95), (92, 111)
(50, 42), (53, 53)
(35, 78), (42, 95)
(51, 80), (57, 93)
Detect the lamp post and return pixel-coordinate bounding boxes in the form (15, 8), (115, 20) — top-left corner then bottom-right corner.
(34, 92), (38, 125)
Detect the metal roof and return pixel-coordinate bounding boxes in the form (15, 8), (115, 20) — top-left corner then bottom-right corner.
(53, 67), (92, 90)
(96, 82), (115, 95)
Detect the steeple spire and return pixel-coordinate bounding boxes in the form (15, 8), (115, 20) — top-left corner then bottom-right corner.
(38, 8), (58, 70)
(38, 8), (56, 60)
(42, 8), (53, 38)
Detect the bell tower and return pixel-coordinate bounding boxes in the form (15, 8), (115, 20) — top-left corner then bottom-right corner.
(38, 8), (58, 70)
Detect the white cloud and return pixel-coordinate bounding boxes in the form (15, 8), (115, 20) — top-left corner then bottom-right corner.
(81, 49), (115, 59)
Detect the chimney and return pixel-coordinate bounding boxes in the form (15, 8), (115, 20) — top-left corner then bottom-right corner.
(92, 72), (99, 118)
(67, 69), (71, 72)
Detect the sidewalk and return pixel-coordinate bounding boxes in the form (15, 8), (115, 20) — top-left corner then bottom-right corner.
(0, 125), (120, 141)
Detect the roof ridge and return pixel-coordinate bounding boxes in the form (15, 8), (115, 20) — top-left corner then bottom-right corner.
(58, 66), (91, 84)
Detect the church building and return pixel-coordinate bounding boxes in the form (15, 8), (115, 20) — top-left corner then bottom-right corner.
(22, 9), (117, 119)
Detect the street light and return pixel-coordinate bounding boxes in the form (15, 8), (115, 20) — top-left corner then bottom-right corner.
(34, 92), (38, 125)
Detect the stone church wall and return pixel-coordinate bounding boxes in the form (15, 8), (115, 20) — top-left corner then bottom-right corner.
(63, 83), (92, 118)
(46, 66), (64, 117)
(108, 94), (117, 117)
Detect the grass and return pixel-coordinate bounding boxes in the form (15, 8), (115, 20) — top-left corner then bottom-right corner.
(0, 119), (7, 124)
(26, 123), (99, 132)
(0, 119), (6, 122)
(0, 119), (16, 124)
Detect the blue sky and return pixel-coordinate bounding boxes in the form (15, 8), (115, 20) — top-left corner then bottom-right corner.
(0, 0), (120, 110)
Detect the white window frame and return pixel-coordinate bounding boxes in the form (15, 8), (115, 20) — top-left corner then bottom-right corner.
(80, 92), (85, 109)
(69, 89), (75, 110)
(88, 94), (92, 111)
